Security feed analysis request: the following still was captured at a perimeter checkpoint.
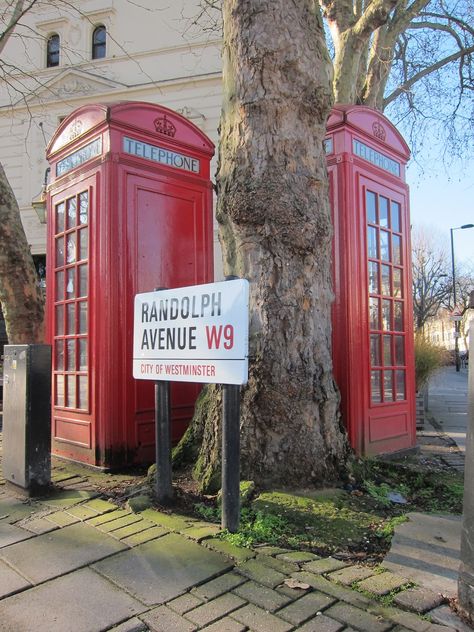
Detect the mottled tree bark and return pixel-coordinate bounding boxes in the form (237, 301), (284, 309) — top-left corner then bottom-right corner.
(0, 163), (44, 343)
(183, 0), (350, 491)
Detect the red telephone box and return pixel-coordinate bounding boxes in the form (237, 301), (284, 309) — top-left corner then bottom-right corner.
(327, 105), (416, 456)
(45, 102), (214, 468)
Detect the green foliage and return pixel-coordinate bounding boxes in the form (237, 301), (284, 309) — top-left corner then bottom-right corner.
(220, 508), (293, 548)
(374, 515), (408, 539)
(193, 502), (220, 523)
(414, 334), (448, 391)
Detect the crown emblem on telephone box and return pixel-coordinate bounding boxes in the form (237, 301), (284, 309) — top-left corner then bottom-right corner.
(154, 115), (177, 138)
(372, 121), (386, 141)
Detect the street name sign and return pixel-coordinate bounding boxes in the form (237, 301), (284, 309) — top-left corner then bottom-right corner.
(133, 279), (249, 385)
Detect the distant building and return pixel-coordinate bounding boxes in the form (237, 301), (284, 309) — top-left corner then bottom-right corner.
(425, 308), (470, 354)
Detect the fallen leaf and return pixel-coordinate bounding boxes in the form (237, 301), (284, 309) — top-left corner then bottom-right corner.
(283, 578), (310, 590)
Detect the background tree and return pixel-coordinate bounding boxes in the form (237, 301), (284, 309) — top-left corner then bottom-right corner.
(411, 227), (451, 332)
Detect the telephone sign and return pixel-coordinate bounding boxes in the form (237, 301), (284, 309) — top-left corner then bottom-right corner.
(133, 279), (249, 385)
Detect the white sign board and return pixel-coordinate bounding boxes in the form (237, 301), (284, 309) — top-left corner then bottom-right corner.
(133, 279), (249, 385)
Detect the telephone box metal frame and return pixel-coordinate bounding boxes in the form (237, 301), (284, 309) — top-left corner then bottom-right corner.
(327, 105), (416, 456)
(45, 102), (214, 468)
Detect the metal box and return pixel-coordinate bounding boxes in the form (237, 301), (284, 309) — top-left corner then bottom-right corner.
(2, 344), (52, 493)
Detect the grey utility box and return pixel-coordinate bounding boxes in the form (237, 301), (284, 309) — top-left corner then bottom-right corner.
(2, 345), (52, 494)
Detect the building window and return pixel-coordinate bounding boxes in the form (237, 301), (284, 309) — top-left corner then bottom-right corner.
(92, 25), (106, 59)
(46, 33), (60, 67)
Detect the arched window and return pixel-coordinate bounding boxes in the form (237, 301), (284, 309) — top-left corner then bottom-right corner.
(46, 33), (60, 67)
(92, 25), (106, 59)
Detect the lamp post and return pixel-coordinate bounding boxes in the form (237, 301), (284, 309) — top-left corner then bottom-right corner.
(450, 224), (474, 372)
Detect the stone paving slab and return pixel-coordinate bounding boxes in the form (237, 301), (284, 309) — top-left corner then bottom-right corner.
(141, 605), (197, 631)
(357, 570), (409, 595)
(93, 532), (233, 606)
(232, 579), (293, 611)
(108, 618), (148, 632)
(236, 557), (287, 588)
(393, 588), (445, 613)
(324, 602), (393, 631)
(0, 567), (145, 632)
(0, 497), (42, 523)
(0, 559), (32, 598)
(191, 571), (246, 601)
(0, 521), (127, 583)
(231, 603), (294, 632)
(186, 593), (245, 626)
(277, 590), (337, 625)
(297, 615), (345, 631)
(0, 521), (34, 547)
(41, 490), (98, 508)
(121, 525), (169, 547)
(328, 565), (375, 586)
(200, 617), (246, 631)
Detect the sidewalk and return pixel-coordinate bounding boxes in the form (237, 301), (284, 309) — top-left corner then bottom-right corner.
(0, 369), (471, 632)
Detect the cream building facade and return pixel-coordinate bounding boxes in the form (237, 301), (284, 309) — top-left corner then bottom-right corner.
(0, 0), (223, 271)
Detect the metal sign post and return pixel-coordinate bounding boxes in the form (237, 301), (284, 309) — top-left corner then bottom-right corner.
(133, 279), (249, 526)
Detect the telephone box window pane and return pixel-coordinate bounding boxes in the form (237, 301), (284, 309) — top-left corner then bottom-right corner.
(66, 233), (77, 264)
(391, 201), (401, 232)
(78, 265), (88, 297)
(56, 375), (64, 407)
(66, 268), (75, 298)
(366, 190), (377, 223)
(395, 335), (405, 365)
(381, 265), (391, 296)
(55, 340), (64, 371)
(392, 235), (402, 265)
(369, 297), (380, 329)
(368, 261), (379, 294)
(382, 299), (391, 330)
(78, 376), (88, 410)
(368, 226), (378, 258)
(79, 228), (88, 260)
(380, 230), (390, 261)
(384, 371), (394, 401)
(379, 196), (389, 228)
(55, 305), (64, 335)
(79, 192), (89, 224)
(67, 197), (77, 228)
(79, 339), (88, 370)
(56, 202), (65, 233)
(67, 376), (76, 408)
(396, 370), (406, 400)
(371, 371), (382, 403)
(67, 339), (76, 371)
(67, 303), (75, 335)
(56, 271), (64, 301)
(383, 335), (392, 365)
(56, 236), (64, 267)
(79, 302), (88, 333)
(370, 334), (381, 366)
(394, 301), (404, 331)
(393, 268), (402, 297)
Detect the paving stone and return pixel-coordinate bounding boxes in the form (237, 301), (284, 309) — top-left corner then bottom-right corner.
(93, 532), (233, 606)
(0, 498), (42, 524)
(182, 523), (221, 541)
(232, 579), (293, 611)
(192, 571), (246, 601)
(297, 614), (345, 631)
(0, 559), (32, 598)
(257, 553), (299, 574)
(122, 526), (169, 547)
(65, 504), (102, 520)
(276, 551), (320, 564)
(237, 558), (287, 588)
(201, 617), (246, 631)
(109, 618), (149, 632)
(304, 557), (350, 575)
(0, 522), (127, 583)
(111, 520), (157, 540)
(97, 513), (144, 533)
(231, 603), (294, 632)
(290, 572), (371, 608)
(428, 605), (473, 631)
(187, 593), (245, 626)
(324, 602), (393, 631)
(0, 521), (33, 547)
(45, 510), (80, 527)
(254, 546), (290, 556)
(358, 571), (410, 596)
(368, 604), (432, 631)
(41, 490), (97, 508)
(167, 593), (204, 614)
(0, 567), (145, 631)
(87, 508), (129, 526)
(278, 591), (337, 625)
(82, 498), (118, 514)
(204, 537), (256, 562)
(19, 517), (58, 534)
(141, 605), (197, 631)
(327, 565), (375, 586)
(140, 508), (195, 531)
(393, 588), (445, 613)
